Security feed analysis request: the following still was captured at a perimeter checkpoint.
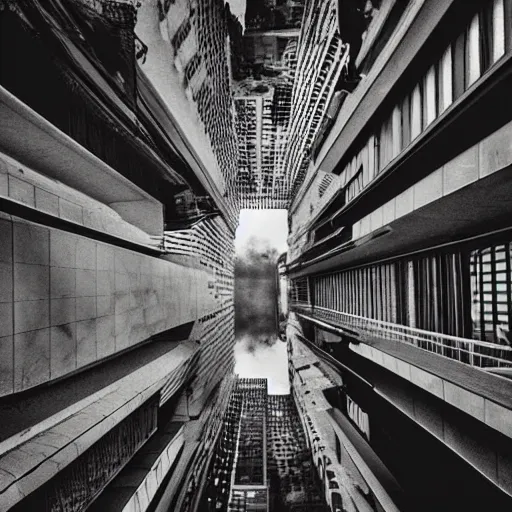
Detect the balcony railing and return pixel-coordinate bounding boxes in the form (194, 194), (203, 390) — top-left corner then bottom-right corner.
(293, 304), (512, 370)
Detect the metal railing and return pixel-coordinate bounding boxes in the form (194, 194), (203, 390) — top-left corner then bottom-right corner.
(293, 303), (512, 370)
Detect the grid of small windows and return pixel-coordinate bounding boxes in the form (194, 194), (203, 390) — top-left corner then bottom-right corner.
(200, 379), (269, 512)
(188, 305), (236, 413)
(165, 0), (240, 217)
(285, 0), (346, 200)
(234, 80), (296, 209)
(470, 242), (512, 345)
(178, 374), (236, 512)
(267, 395), (327, 510)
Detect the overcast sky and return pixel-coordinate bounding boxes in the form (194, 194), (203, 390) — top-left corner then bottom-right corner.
(229, 0), (247, 27)
(234, 210), (290, 394)
(235, 209), (289, 255)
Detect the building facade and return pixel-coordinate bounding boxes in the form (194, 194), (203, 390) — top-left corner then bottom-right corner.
(283, 0), (349, 199)
(267, 395), (328, 512)
(287, 0), (512, 510)
(200, 377), (329, 512)
(200, 378), (269, 511)
(0, 1), (238, 511)
(231, 1), (303, 209)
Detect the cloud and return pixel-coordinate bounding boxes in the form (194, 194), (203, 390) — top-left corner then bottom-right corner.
(235, 236), (279, 342)
(233, 210), (289, 393)
(234, 336), (290, 394)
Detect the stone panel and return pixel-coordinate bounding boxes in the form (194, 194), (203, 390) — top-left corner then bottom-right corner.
(13, 221), (49, 265)
(0, 219), (12, 263)
(76, 319), (97, 367)
(50, 267), (76, 299)
(444, 381), (485, 421)
(394, 188), (414, 219)
(14, 300), (50, 334)
(50, 297), (76, 327)
(59, 198), (83, 224)
(14, 328), (50, 391)
(0, 335), (13, 395)
(410, 366), (444, 399)
(413, 168), (443, 209)
(0, 302), (13, 337)
(443, 145), (479, 196)
(479, 120), (512, 177)
(35, 188), (59, 216)
(50, 323), (77, 378)
(13, 263), (49, 301)
(9, 175), (35, 207)
(50, 231), (77, 269)
(0, 262), (13, 303)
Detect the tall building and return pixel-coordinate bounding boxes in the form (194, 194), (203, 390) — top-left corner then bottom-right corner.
(287, 0), (512, 510)
(283, 0), (349, 199)
(200, 378), (328, 512)
(2, 0), (512, 511)
(267, 395), (328, 511)
(0, 1), (237, 511)
(200, 378), (269, 511)
(137, 0), (241, 222)
(232, 1), (304, 209)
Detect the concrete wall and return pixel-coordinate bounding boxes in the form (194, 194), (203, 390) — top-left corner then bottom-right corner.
(0, 150), (160, 249)
(0, 213), (217, 396)
(349, 341), (512, 497)
(354, 118), (512, 238)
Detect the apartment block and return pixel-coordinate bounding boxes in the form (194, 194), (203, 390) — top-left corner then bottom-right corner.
(0, 1), (237, 511)
(287, 1), (512, 510)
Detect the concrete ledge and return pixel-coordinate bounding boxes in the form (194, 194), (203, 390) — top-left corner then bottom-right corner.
(350, 341), (512, 443)
(0, 341), (197, 511)
(0, 85), (164, 236)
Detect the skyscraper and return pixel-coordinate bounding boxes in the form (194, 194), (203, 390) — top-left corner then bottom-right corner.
(0, 1), (237, 511)
(1, 0), (512, 510)
(287, 0), (512, 510)
(200, 378), (328, 512)
(231, 1), (304, 209)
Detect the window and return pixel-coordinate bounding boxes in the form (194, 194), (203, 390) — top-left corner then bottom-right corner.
(492, 0), (506, 62)
(401, 94), (411, 148)
(346, 165), (364, 203)
(470, 243), (512, 345)
(467, 14), (481, 87)
(452, 31), (466, 100)
(423, 65), (437, 127)
(439, 45), (453, 113)
(392, 105), (402, 157)
(410, 83), (422, 140)
(335, 434), (341, 463)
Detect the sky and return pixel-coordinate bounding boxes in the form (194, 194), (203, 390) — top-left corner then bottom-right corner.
(235, 209), (289, 255)
(229, 0), (247, 27)
(234, 209), (290, 394)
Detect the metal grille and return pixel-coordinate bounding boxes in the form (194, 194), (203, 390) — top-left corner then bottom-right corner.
(290, 277), (309, 304)
(295, 305), (512, 369)
(14, 395), (159, 512)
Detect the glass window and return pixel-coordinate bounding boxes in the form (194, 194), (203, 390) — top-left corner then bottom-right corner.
(401, 94), (411, 147)
(492, 0), (506, 62)
(467, 14), (481, 87)
(452, 31), (466, 100)
(410, 83), (422, 140)
(439, 45), (453, 113)
(392, 105), (402, 157)
(470, 243), (512, 345)
(335, 433), (341, 463)
(424, 66), (437, 127)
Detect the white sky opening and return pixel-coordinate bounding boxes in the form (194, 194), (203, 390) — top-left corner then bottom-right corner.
(234, 209), (290, 394)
